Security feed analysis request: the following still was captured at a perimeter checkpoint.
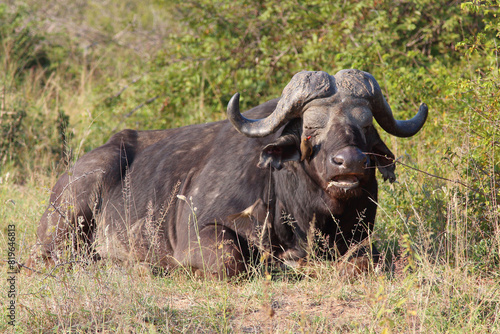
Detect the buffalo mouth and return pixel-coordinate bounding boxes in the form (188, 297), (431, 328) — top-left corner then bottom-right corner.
(327, 175), (361, 190)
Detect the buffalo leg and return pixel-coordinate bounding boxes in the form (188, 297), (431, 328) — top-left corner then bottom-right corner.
(334, 239), (382, 278)
(29, 130), (140, 268)
(179, 224), (249, 279)
(32, 170), (102, 266)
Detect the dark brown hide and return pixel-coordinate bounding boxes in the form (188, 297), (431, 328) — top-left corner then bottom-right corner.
(32, 69), (427, 278)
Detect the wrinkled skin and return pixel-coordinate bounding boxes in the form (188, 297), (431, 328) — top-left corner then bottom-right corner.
(31, 69), (427, 278)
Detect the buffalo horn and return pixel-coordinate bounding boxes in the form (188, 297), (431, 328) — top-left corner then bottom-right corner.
(226, 93), (291, 138)
(372, 96), (428, 138)
(335, 69), (428, 138)
(228, 71), (334, 138)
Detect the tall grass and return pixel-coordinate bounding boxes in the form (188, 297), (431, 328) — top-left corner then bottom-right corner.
(1, 0), (499, 332)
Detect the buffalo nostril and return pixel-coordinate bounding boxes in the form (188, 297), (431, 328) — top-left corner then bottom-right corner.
(330, 147), (367, 169)
(332, 155), (345, 166)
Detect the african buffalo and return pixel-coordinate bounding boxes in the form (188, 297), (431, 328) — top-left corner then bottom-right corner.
(32, 69), (427, 278)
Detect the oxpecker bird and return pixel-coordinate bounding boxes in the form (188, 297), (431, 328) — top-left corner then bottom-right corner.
(300, 135), (313, 162)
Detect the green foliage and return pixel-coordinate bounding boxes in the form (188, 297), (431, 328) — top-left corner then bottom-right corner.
(0, 105), (25, 168)
(1, 0), (499, 277)
(0, 4), (41, 171)
(433, 1), (499, 273)
(0, 3), (50, 80)
(149, 0), (481, 122)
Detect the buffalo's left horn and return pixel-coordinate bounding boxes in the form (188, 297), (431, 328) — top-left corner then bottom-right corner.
(228, 71), (334, 137)
(361, 70), (428, 137)
(372, 96), (428, 138)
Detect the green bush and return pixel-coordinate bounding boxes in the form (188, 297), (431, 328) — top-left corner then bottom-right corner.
(1, 0), (499, 274)
(0, 4), (45, 171)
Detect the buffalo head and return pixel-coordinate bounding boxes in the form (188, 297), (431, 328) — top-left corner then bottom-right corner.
(228, 69), (428, 200)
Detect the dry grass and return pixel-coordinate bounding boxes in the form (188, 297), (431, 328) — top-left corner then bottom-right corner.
(1, 1), (499, 332)
(1, 176), (498, 332)
(2, 243), (498, 333)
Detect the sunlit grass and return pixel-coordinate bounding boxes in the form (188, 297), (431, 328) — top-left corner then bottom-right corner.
(1, 0), (499, 332)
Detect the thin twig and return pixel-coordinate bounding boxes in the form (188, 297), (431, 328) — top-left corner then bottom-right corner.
(7, 259), (84, 281)
(42, 260), (88, 281)
(112, 95), (160, 132)
(108, 75), (144, 100)
(365, 152), (484, 195)
(14, 261), (52, 277)
(125, 95), (159, 118)
(50, 201), (67, 221)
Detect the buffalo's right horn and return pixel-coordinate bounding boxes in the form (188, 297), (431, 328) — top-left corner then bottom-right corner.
(226, 93), (288, 138)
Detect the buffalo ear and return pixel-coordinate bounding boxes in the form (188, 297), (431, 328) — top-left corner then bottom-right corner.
(369, 129), (396, 183)
(373, 140), (396, 183)
(258, 134), (300, 170)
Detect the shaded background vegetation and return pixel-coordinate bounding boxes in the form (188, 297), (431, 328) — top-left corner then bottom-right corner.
(1, 0), (499, 332)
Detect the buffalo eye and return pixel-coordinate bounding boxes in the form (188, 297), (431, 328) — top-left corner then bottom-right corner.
(265, 146), (282, 155)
